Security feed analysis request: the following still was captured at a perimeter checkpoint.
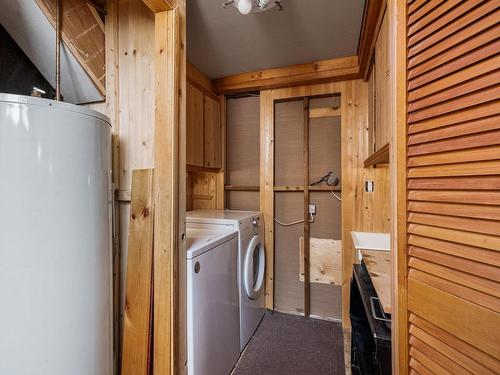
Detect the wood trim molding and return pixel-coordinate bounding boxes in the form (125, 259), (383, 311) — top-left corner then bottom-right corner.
(391, 0), (408, 373)
(357, 0), (386, 80)
(213, 56), (360, 94)
(143, 0), (177, 12)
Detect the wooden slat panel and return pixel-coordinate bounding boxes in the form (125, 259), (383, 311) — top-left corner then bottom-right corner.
(409, 268), (500, 311)
(408, 2), (500, 58)
(410, 335), (472, 375)
(410, 324), (496, 375)
(409, 235), (500, 267)
(408, 145), (500, 166)
(410, 358), (435, 375)
(409, 64), (500, 108)
(408, 176), (500, 190)
(409, 257), (500, 297)
(408, 0), (429, 16)
(408, 0), (445, 26)
(408, 130), (500, 156)
(409, 71), (500, 113)
(408, 201), (500, 221)
(408, 223), (500, 251)
(408, 160), (500, 178)
(409, 35), (500, 87)
(408, 116), (500, 145)
(408, 10), (500, 68)
(405, 3), (500, 371)
(408, 86), (500, 124)
(410, 314), (500, 374)
(407, 278), (500, 358)
(410, 346), (453, 375)
(408, 0), (480, 42)
(408, 189), (500, 205)
(408, 211), (500, 236)
(409, 246), (500, 282)
(408, 100), (500, 134)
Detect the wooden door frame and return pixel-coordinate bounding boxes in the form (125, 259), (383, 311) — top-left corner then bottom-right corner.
(142, 1), (187, 374)
(390, 0), (408, 373)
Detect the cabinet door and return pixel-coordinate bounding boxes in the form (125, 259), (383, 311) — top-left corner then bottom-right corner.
(186, 83), (204, 166)
(203, 95), (221, 169)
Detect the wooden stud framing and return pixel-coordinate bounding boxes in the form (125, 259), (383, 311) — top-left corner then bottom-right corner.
(147, 1), (186, 373)
(260, 82), (360, 321)
(260, 90), (275, 310)
(303, 97), (310, 317)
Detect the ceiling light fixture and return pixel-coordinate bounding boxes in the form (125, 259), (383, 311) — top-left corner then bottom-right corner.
(223, 0), (283, 15)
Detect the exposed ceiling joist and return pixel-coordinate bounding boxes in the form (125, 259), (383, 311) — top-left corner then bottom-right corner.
(212, 55), (360, 94)
(35, 0), (105, 96)
(143, 0), (177, 13)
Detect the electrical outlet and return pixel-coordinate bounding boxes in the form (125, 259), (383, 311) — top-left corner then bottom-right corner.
(308, 204), (316, 214)
(365, 180), (374, 192)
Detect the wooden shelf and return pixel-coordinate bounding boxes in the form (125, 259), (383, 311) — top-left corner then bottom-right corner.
(274, 185), (341, 192)
(224, 185), (260, 191)
(187, 164), (221, 173)
(364, 143), (389, 168)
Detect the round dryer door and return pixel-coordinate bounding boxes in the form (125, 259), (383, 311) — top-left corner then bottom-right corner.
(243, 235), (265, 300)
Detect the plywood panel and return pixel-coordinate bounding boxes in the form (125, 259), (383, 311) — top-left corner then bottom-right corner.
(299, 237), (342, 285)
(226, 96), (260, 186)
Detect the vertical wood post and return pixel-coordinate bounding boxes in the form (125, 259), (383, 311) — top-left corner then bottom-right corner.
(260, 90), (275, 310)
(303, 97), (310, 317)
(152, 8), (181, 375)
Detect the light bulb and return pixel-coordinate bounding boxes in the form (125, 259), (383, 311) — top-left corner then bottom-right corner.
(237, 0), (252, 14)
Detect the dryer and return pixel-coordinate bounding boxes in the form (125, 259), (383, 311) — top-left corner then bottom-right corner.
(186, 226), (240, 375)
(187, 210), (266, 351)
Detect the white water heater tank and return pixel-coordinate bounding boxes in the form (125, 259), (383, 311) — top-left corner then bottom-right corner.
(0, 94), (113, 375)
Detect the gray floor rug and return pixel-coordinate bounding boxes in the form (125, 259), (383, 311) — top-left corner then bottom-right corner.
(232, 311), (345, 375)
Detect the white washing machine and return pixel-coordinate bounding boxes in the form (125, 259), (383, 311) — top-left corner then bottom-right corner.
(187, 210), (266, 351)
(186, 226), (240, 375)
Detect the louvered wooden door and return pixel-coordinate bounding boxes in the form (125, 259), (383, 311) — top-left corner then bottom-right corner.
(404, 0), (500, 374)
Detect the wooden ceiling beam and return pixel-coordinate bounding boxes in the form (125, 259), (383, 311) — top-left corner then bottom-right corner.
(143, 0), (177, 13)
(357, 0), (386, 80)
(212, 55), (360, 94)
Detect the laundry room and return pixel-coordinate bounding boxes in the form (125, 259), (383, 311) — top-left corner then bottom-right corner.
(2, 1), (499, 375)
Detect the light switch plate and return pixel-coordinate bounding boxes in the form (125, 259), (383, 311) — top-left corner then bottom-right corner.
(365, 180), (374, 192)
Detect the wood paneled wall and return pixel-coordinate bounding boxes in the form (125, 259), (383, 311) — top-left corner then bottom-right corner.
(403, 1), (500, 373)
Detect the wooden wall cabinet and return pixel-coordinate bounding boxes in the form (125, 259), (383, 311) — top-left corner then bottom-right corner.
(186, 82), (221, 169)
(367, 12), (391, 160)
(186, 83), (204, 166)
(203, 95), (222, 168)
